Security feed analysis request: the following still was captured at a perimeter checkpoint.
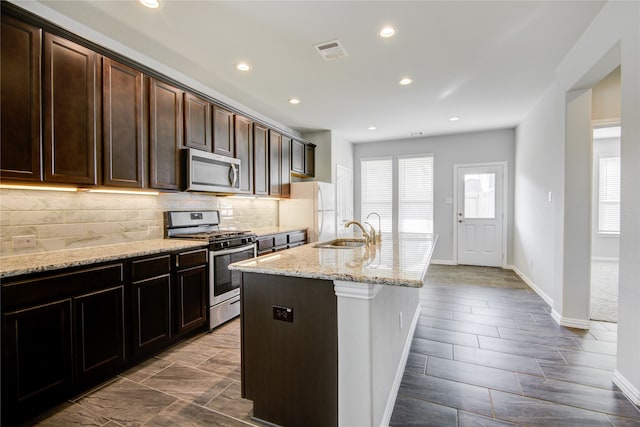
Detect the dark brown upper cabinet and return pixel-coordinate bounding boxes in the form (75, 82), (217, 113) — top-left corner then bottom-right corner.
(291, 139), (305, 175)
(235, 115), (254, 194)
(253, 123), (269, 196)
(44, 33), (98, 185)
(212, 105), (234, 157)
(305, 143), (315, 177)
(184, 92), (212, 152)
(149, 77), (183, 190)
(281, 135), (291, 198)
(268, 130), (282, 197)
(0, 15), (42, 182)
(102, 58), (145, 188)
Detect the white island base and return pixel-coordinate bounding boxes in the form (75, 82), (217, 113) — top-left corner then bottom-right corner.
(334, 280), (421, 427)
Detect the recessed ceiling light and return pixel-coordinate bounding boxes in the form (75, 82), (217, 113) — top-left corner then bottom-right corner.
(139, 0), (160, 9)
(449, 116), (461, 122)
(368, 126), (377, 131)
(289, 98), (300, 105)
(379, 26), (396, 38)
(399, 78), (412, 86)
(235, 62), (251, 72)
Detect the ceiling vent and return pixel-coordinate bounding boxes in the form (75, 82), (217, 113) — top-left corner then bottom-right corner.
(314, 39), (348, 61)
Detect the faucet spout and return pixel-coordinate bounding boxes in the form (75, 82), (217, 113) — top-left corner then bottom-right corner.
(344, 220), (371, 246)
(366, 212), (382, 243)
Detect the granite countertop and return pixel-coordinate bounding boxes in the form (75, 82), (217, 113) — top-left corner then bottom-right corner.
(229, 233), (437, 288)
(251, 226), (308, 236)
(0, 239), (208, 279)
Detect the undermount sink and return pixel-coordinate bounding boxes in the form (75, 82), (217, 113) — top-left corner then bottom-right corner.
(314, 238), (366, 249)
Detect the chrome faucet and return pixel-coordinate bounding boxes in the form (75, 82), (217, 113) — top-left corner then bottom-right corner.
(344, 220), (371, 246)
(366, 212), (382, 243)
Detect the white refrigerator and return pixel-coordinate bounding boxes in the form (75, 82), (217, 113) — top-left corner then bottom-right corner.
(279, 181), (336, 243)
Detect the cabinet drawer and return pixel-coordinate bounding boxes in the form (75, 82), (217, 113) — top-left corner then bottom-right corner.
(176, 249), (208, 270)
(131, 254), (171, 282)
(257, 236), (275, 252)
(2, 264), (123, 310)
(274, 234), (287, 247)
(288, 231), (307, 244)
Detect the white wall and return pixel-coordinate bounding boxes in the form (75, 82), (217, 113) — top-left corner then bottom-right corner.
(354, 129), (515, 264)
(301, 130), (354, 185)
(514, 1), (640, 403)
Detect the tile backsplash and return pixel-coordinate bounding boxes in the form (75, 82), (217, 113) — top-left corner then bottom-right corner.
(0, 189), (278, 256)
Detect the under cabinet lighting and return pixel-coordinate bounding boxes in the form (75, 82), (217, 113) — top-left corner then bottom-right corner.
(0, 184), (78, 192)
(79, 188), (160, 196)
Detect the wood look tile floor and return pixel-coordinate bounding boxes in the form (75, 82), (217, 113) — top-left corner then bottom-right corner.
(26, 265), (640, 426)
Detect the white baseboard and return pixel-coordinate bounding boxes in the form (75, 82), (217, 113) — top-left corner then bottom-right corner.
(431, 259), (456, 265)
(380, 303), (421, 427)
(613, 370), (640, 405)
(510, 266), (554, 308)
(557, 316), (591, 329)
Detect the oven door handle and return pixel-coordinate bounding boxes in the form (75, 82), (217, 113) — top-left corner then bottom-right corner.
(210, 243), (257, 257)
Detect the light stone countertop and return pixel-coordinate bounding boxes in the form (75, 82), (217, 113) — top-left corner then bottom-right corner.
(229, 233), (437, 288)
(0, 239), (208, 279)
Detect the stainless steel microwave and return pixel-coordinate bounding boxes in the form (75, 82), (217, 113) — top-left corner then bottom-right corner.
(182, 148), (241, 193)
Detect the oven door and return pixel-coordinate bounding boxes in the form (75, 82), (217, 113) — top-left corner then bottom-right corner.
(210, 244), (256, 305)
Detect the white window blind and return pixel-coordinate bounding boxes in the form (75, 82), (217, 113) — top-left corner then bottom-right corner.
(360, 158), (392, 232)
(399, 156), (433, 233)
(599, 156), (620, 233)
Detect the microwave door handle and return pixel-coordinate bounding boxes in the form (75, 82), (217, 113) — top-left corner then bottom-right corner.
(230, 164), (238, 188)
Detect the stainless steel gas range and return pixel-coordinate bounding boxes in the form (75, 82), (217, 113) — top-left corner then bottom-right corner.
(165, 210), (256, 330)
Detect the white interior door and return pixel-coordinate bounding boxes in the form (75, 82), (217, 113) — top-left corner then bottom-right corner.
(336, 165), (354, 237)
(456, 164), (504, 267)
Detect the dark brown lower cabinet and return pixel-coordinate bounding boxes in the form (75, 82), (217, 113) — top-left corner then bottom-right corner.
(1, 263), (124, 426)
(74, 285), (126, 387)
(241, 273), (337, 427)
(1, 248), (208, 425)
(131, 275), (171, 358)
(174, 265), (207, 337)
(2, 299), (72, 425)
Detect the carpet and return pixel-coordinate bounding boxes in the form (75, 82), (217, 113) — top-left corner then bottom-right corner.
(590, 260), (618, 323)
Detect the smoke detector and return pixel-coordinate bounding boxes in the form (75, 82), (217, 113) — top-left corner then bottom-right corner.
(314, 39), (348, 61)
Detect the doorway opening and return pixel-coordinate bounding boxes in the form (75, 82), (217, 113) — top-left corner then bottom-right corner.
(590, 124), (620, 323)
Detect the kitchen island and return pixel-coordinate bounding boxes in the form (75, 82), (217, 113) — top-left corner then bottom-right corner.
(229, 233), (437, 427)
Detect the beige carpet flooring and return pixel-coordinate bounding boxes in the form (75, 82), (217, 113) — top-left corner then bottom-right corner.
(590, 260), (619, 323)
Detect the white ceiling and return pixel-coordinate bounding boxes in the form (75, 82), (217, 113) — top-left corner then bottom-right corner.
(29, 0), (605, 143)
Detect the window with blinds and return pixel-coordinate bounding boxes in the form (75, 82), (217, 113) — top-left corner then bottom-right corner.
(598, 156), (620, 234)
(399, 156), (433, 233)
(360, 158), (392, 232)
(360, 154), (434, 235)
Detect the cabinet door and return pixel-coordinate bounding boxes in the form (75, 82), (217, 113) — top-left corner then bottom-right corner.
(268, 130), (282, 197)
(184, 92), (212, 152)
(291, 140), (305, 175)
(253, 123), (269, 196)
(0, 15), (42, 182)
(305, 144), (315, 177)
(234, 115), (254, 194)
(74, 285), (125, 386)
(212, 105), (234, 157)
(281, 135), (291, 198)
(149, 77), (183, 190)
(131, 275), (172, 357)
(174, 265), (207, 337)
(44, 33), (98, 185)
(103, 58), (144, 188)
(2, 299), (72, 424)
